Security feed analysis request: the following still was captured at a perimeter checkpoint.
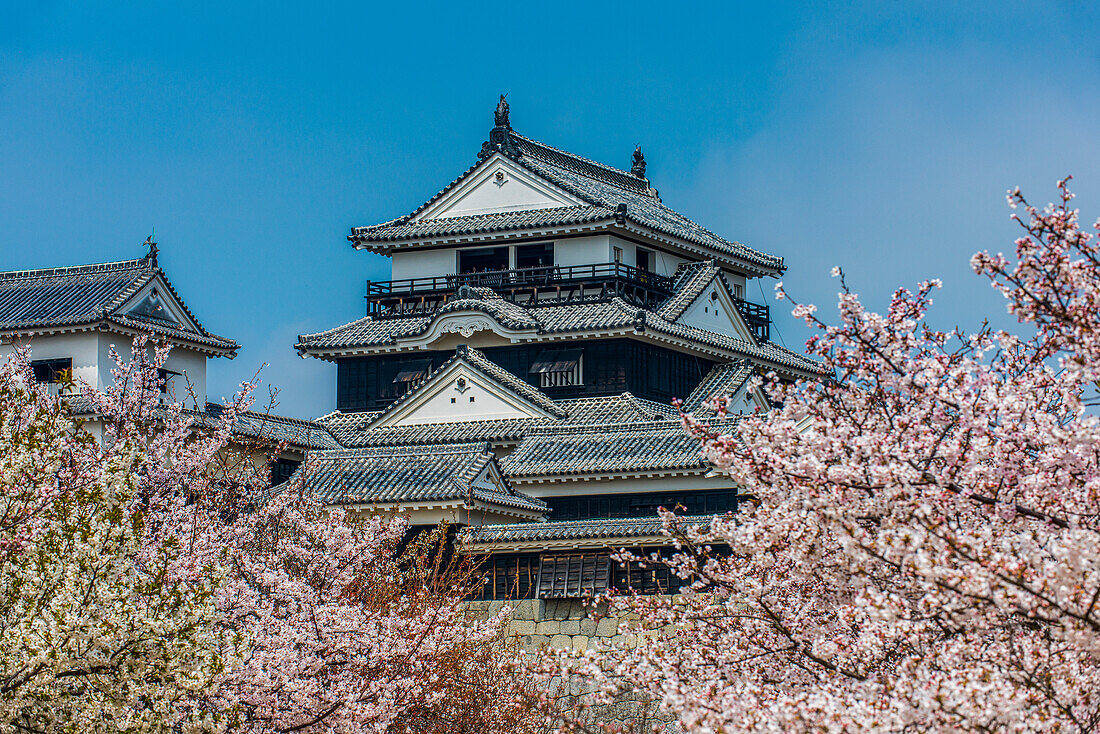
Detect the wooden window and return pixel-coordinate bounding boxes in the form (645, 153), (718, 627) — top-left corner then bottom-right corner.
(270, 457), (300, 486)
(31, 358), (72, 395)
(471, 553), (540, 600)
(536, 553), (612, 599)
(530, 349), (583, 388)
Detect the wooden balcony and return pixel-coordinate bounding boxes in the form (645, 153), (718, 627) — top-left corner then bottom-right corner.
(364, 261), (771, 342)
(365, 262), (674, 317)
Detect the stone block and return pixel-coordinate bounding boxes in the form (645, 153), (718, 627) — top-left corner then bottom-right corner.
(579, 618), (598, 636)
(510, 599), (542, 620)
(535, 621), (559, 635)
(509, 620), (536, 635)
(571, 635), (590, 652)
(596, 616), (620, 637)
(559, 620), (581, 635)
(522, 634), (549, 652)
(549, 634), (572, 649)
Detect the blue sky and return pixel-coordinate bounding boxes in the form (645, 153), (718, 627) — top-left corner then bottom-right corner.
(2, 2), (1098, 417)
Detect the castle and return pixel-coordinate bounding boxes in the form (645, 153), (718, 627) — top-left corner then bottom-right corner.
(0, 98), (821, 601)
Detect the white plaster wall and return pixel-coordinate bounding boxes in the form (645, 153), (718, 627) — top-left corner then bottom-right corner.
(650, 246), (688, 278)
(434, 171), (567, 218)
(395, 376), (533, 425)
(390, 249), (456, 281)
(679, 291), (745, 339)
(0, 332), (101, 388)
(723, 270), (748, 299)
(553, 235), (610, 267)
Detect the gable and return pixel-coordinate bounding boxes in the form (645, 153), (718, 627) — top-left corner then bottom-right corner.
(415, 155), (584, 221)
(677, 278), (758, 342)
(117, 277), (200, 332)
(372, 360), (557, 428)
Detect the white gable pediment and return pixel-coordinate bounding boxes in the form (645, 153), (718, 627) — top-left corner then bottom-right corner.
(415, 155), (583, 221)
(118, 277), (198, 331)
(372, 361), (555, 428)
(678, 279), (757, 342)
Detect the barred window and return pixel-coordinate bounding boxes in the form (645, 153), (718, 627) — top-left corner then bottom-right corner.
(536, 553), (611, 599)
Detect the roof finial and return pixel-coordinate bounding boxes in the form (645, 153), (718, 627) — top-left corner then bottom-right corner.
(494, 93), (510, 129)
(479, 94), (521, 160)
(631, 145), (647, 179)
(144, 230), (158, 268)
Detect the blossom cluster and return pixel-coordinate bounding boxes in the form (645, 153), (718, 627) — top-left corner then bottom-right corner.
(543, 180), (1100, 733)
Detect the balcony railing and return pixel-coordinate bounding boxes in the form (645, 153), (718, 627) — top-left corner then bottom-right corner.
(364, 261), (772, 342)
(365, 262), (674, 317)
(732, 298), (770, 342)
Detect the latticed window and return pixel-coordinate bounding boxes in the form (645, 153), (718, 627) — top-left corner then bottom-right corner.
(530, 349), (583, 388)
(536, 553), (612, 598)
(391, 359), (432, 396)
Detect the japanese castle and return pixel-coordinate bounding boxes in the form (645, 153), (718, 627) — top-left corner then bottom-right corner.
(0, 98), (821, 601)
(294, 97), (821, 599)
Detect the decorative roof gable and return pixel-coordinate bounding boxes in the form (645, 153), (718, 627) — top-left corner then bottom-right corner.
(349, 102), (785, 275)
(0, 253), (238, 356)
(413, 155), (583, 221)
(363, 345), (566, 431)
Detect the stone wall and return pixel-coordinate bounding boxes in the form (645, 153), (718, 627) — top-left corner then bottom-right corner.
(461, 597), (678, 731)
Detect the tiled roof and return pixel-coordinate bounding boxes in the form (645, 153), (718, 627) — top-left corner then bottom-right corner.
(204, 403), (340, 450)
(435, 287), (538, 329)
(297, 287), (823, 376)
(657, 260), (722, 321)
(682, 361), (757, 415)
(501, 419), (740, 478)
(349, 205), (615, 242)
(511, 133), (784, 273)
(317, 392), (677, 449)
(294, 442), (547, 514)
(0, 256), (237, 354)
(459, 514), (717, 548)
(349, 128), (783, 275)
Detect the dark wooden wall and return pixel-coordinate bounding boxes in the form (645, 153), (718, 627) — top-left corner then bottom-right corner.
(335, 337), (716, 412)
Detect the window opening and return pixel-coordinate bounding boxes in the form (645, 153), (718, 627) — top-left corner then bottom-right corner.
(529, 349), (583, 388)
(537, 553), (612, 598)
(31, 358), (73, 395)
(392, 359), (432, 396)
(515, 242), (554, 270)
(458, 246), (509, 274)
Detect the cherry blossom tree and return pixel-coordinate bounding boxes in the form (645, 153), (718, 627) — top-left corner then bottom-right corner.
(0, 339), (250, 732)
(547, 180), (1100, 733)
(0, 337), (543, 733)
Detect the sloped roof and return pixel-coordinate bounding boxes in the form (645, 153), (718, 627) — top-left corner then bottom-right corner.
(297, 286), (823, 376)
(682, 360), (757, 415)
(348, 127), (783, 275)
(295, 442), (547, 514)
(459, 514), (717, 549)
(204, 403), (340, 451)
(0, 255), (238, 355)
(657, 260), (727, 321)
(501, 419), (744, 479)
(317, 392), (678, 448)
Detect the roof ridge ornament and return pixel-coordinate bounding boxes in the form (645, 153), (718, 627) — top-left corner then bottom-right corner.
(479, 94), (522, 161)
(143, 231), (158, 268)
(631, 145), (647, 179)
